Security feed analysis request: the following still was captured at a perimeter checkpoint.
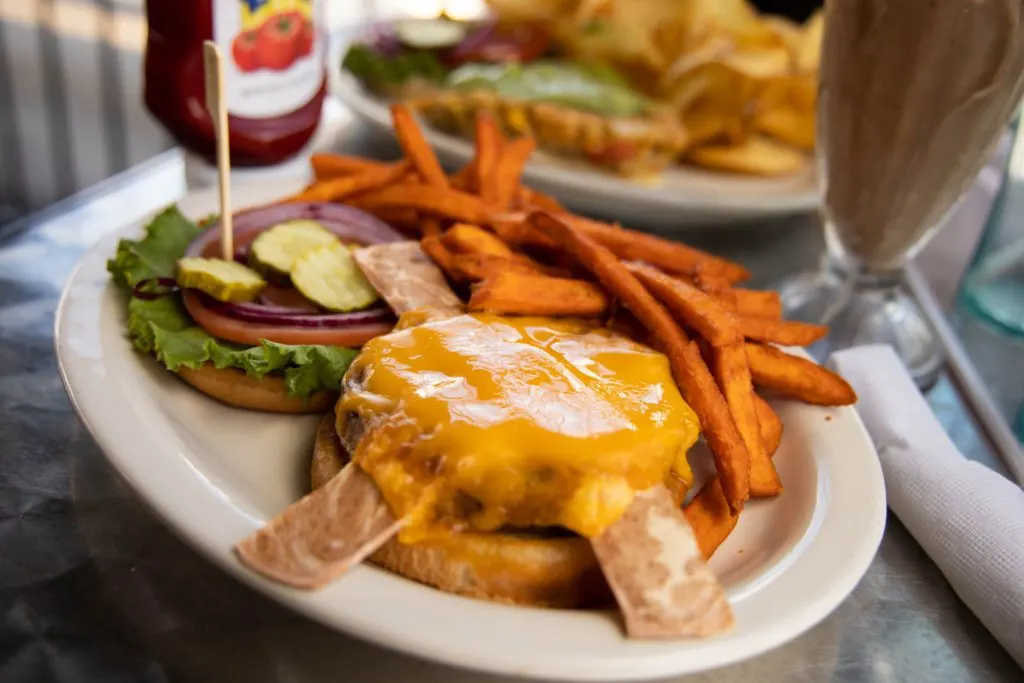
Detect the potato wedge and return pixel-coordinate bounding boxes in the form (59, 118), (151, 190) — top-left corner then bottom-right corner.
(687, 135), (808, 176)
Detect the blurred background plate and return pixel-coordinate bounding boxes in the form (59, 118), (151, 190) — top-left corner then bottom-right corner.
(333, 74), (819, 230)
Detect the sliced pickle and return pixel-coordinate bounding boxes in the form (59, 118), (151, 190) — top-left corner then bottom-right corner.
(249, 220), (340, 278)
(395, 18), (467, 50)
(291, 242), (380, 312)
(177, 257), (266, 302)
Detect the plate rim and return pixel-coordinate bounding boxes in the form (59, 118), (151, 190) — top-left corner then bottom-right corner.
(55, 184), (885, 681)
(331, 72), (821, 221)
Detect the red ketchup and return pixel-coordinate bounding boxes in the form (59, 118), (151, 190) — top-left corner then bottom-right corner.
(145, 0), (326, 166)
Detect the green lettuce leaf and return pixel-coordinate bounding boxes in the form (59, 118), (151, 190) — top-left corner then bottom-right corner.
(342, 43), (448, 93)
(107, 206), (357, 399)
(109, 206), (201, 287)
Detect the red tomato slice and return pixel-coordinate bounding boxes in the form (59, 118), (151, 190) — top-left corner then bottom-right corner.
(583, 141), (638, 168)
(445, 22), (550, 66)
(182, 291), (392, 348)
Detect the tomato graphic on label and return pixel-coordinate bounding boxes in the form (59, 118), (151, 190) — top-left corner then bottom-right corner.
(294, 14), (315, 57)
(257, 13), (301, 71)
(231, 29), (261, 72)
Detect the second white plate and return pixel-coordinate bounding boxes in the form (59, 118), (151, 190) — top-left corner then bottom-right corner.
(333, 74), (820, 230)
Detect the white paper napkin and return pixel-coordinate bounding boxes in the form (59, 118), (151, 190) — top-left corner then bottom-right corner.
(830, 345), (1024, 668)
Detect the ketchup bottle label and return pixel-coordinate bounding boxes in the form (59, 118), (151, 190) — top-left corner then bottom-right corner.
(214, 0), (324, 119)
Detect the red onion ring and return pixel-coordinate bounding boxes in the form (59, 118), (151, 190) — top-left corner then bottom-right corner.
(194, 292), (395, 328)
(186, 202), (404, 260)
(132, 277), (180, 301)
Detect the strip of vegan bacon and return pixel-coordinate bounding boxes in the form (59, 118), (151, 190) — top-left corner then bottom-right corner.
(235, 464), (402, 589)
(592, 487), (734, 637)
(353, 241), (464, 315)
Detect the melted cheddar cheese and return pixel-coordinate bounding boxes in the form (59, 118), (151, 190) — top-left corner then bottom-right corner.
(337, 312), (698, 543)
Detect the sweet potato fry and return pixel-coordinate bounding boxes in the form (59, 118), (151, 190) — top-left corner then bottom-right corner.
(492, 137), (536, 209)
(516, 186), (563, 212)
(421, 219), (443, 237)
(685, 394), (785, 559)
(558, 214), (750, 283)
(443, 223), (514, 258)
(474, 113), (503, 202)
(739, 316), (828, 346)
(423, 226), (559, 283)
(754, 394), (783, 455)
(708, 288), (738, 311)
(490, 215), (560, 250)
(746, 343), (858, 406)
(732, 289), (783, 319)
(711, 343), (780, 498)
(355, 184), (491, 224)
(469, 270), (609, 317)
(286, 161), (410, 203)
(448, 253), (550, 282)
(449, 162), (475, 191)
(530, 211), (750, 511)
(390, 103), (449, 188)
(693, 270), (734, 293)
(683, 477), (737, 560)
(626, 262), (742, 347)
(310, 153), (389, 179)
(367, 207), (421, 233)
(420, 234), (473, 284)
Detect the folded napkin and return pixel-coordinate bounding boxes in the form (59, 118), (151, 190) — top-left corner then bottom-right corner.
(830, 345), (1024, 668)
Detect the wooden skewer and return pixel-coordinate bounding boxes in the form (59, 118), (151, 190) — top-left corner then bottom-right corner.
(202, 40), (233, 259)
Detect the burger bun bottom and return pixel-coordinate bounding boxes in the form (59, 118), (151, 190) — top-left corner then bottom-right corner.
(178, 364), (335, 414)
(310, 414), (613, 608)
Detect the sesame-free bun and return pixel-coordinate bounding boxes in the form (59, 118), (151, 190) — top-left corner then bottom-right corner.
(178, 364), (335, 414)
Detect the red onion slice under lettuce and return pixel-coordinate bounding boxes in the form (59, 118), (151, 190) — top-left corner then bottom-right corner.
(195, 294), (394, 328)
(132, 277), (180, 301)
(186, 201), (404, 261)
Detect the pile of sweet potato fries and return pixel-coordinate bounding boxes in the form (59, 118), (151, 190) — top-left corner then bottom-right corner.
(291, 104), (857, 559)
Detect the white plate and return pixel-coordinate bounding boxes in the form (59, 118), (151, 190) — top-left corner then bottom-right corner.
(333, 74), (820, 229)
(56, 182), (885, 681)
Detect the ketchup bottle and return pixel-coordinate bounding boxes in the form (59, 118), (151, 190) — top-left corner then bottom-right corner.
(145, 0), (326, 167)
